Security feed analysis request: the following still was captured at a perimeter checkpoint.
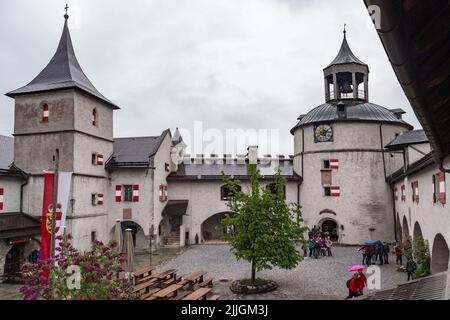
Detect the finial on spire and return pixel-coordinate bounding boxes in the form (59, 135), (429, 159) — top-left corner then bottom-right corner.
(64, 4), (69, 20)
(343, 24), (347, 38)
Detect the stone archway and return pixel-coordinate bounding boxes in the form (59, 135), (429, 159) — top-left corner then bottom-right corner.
(402, 216), (410, 242)
(431, 233), (450, 274)
(316, 217), (339, 242)
(413, 222), (423, 241)
(396, 213), (402, 241)
(201, 212), (234, 243)
(111, 221), (148, 253)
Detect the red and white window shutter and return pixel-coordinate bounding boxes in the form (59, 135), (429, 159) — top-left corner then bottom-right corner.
(97, 194), (104, 206)
(0, 188), (4, 211)
(133, 185), (140, 202)
(330, 186), (340, 197)
(42, 104), (49, 122)
(159, 185), (168, 202)
(329, 159), (339, 170)
(439, 172), (446, 204)
(413, 181), (419, 204)
(115, 185), (122, 202)
(96, 154), (104, 166)
(432, 175), (436, 203)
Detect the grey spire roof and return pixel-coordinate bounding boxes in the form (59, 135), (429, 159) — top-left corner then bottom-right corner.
(6, 16), (119, 110)
(172, 128), (183, 145)
(326, 31), (367, 68)
(290, 101), (413, 134)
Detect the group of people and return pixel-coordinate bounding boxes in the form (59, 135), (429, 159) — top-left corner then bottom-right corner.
(302, 226), (333, 259)
(359, 240), (390, 265)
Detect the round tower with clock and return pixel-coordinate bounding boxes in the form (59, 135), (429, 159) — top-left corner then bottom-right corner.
(291, 28), (413, 244)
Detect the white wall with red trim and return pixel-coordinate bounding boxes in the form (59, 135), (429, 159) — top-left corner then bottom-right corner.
(394, 156), (450, 272)
(0, 179), (22, 213)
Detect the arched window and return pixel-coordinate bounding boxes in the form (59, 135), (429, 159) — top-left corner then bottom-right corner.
(221, 185), (241, 201)
(92, 109), (98, 126)
(266, 183), (286, 199)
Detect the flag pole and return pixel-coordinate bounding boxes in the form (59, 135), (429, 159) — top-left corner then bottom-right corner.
(50, 149), (60, 260)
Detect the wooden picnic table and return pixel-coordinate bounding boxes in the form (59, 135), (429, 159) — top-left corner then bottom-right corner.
(183, 287), (212, 300)
(152, 284), (184, 299)
(186, 271), (207, 289)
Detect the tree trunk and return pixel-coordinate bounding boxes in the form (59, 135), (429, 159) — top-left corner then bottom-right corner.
(251, 261), (256, 284)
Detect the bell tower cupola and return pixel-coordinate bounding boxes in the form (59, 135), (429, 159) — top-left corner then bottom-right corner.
(323, 25), (369, 103)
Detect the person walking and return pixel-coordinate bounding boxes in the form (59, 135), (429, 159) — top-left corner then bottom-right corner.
(357, 270), (367, 295)
(383, 241), (390, 264)
(406, 258), (416, 281)
(313, 237), (320, 259)
(377, 242), (385, 265)
(395, 241), (403, 265)
(345, 273), (362, 299)
(307, 238), (314, 257)
(301, 240), (308, 257)
(326, 237), (333, 257)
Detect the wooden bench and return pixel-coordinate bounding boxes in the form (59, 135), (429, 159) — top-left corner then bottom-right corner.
(131, 278), (158, 294)
(170, 291), (192, 301)
(163, 275), (182, 286)
(157, 269), (177, 281)
(183, 288), (212, 300)
(199, 278), (214, 288)
(152, 284), (184, 300)
(207, 294), (220, 300)
(139, 288), (161, 300)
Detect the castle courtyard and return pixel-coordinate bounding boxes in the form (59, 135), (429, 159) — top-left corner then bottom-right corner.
(0, 244), (408, 300)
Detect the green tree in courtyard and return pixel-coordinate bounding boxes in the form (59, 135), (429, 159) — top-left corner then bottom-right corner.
(220, 165), (308, 285)
(412, 236), (431, 279)
(402, 237), (413, 260)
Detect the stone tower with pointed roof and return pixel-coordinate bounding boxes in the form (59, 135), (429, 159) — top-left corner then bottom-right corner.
(291, 28), (413, 244)
(6, 12), (118, 249)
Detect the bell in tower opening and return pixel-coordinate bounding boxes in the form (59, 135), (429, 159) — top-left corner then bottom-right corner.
(323, 26), (369, 102)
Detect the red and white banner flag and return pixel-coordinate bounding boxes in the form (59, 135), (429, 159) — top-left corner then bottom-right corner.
(40, 171), (72, 261)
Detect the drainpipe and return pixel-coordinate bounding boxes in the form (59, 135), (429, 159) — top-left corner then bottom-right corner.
(20, 173), (29, 214)
(301, 127), (305, 178)
(379, 124), (387, 180)
(390, 183), (397, 242)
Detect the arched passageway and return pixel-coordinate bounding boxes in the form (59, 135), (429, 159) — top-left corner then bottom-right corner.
(321, 219), (339, 241)
(413, 222), (423, 241)
(201, 212), (234, 242)
(111, 221), (147, 253)
(431, 234), (450, 274)
(396, 214), (402, 241)
(402, 216), (410, 242)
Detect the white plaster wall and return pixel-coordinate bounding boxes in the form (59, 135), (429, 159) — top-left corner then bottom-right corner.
(168, 179), (299, 244)
(293, 122), (409, 244)
(0, 178), (22, 213)
(394, 156), (450, 270)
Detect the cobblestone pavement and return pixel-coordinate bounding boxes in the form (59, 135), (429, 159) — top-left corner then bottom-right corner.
(0, 244), (407, 300)
(159, 244), (407, 300)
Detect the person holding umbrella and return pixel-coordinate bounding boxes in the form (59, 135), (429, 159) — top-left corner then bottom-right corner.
(345, 273), (362, 299)
(346, 265), (367, 299)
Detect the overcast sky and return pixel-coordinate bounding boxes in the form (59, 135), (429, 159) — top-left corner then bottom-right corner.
(0, 0), (421, 156)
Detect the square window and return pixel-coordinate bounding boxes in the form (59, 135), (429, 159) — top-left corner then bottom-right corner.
(92, 153), (97, 165)
(91, 193), (97, 206)
(91, 231), (97, 243)
(123, 185), (133, 202)
(324, 187), (331, 197)
(323, 160), (330, 169)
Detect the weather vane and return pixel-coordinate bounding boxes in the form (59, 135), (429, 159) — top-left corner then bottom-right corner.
(64, 4), (69, 19)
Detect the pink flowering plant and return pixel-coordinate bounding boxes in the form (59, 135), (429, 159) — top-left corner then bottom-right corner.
(20, 234), (134, 300)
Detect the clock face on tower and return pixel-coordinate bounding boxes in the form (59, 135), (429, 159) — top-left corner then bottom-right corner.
(314, 124), (333, 143)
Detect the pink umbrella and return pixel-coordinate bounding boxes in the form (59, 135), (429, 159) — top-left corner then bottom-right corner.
(348, 265), (367, 272)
